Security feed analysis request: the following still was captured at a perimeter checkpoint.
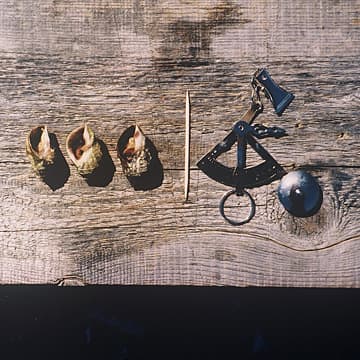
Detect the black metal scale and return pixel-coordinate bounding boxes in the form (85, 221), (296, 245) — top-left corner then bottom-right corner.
(197, 68), (322, 225)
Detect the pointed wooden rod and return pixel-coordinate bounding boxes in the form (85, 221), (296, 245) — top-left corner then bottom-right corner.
(184, 90), (191, 201)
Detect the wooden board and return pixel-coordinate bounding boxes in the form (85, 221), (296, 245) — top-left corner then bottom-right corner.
(0, 0), (359, 286)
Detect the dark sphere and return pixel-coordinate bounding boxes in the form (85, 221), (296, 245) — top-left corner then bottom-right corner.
(277, 170), (323, 217)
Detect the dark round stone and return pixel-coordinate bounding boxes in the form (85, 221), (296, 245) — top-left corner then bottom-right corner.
(277, 170), (323, 217)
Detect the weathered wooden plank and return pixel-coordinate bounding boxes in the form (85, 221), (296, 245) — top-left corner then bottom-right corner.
(78, 231), (360, 287)
(1, 166), (359, 241)
(1, 167), (359, 284)
(0, 0), (359, 285)
(0, 56), (359, 169)
(0, 1), (359, 59)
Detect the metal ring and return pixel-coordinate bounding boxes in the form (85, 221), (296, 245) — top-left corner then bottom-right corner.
(219, 189), (256, 226)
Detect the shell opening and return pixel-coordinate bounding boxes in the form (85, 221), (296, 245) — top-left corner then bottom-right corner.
(123, 137), (136, 156)
(123, 125), (146, 157)
(29, 126), (45, 152)
(67, 125), (93, 160)
(29, 126), (53, 160)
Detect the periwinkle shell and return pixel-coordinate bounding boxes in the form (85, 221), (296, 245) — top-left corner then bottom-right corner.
(117, 125), (163, 190)
(117, 125), (152, 177)
(25, 125), (70, 190)
(66, 124), (103, 178)
(25, 125), (55, 177)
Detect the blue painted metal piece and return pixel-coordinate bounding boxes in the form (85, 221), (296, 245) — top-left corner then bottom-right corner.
(278, 170), (323, 217)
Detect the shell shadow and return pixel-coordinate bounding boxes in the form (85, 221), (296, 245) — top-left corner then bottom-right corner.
(117, 127), (163, 191)
(84, 139), (116, 187)
(43, 133), (70, 191)
(127, 138), (164, 191)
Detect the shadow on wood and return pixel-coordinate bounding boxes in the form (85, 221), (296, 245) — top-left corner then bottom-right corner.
(85, 140), (116, 187)
(150, 1), (251, 66)
(42, 133), (70, 191)
(126, 143), (164, 191)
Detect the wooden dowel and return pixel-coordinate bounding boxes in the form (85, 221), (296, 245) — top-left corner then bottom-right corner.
(184, 90), (190, 201)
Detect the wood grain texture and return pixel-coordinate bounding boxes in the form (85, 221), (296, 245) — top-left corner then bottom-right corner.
(0, 0), (359, 285)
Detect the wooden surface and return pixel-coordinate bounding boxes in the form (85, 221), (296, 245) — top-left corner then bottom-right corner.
(0, 0), (359, 286)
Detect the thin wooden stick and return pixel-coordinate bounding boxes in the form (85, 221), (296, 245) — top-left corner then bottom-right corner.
(184, 90), (191, 201)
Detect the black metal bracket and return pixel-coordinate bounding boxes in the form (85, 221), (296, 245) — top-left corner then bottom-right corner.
(197, 68), (294, 225)
(197, 117), (287, 190)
